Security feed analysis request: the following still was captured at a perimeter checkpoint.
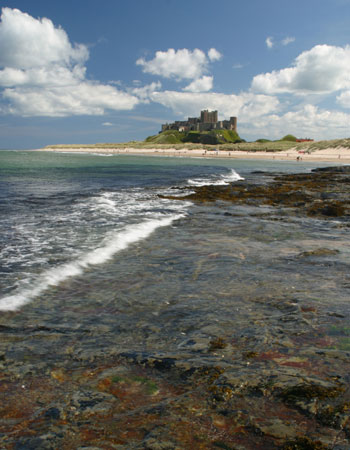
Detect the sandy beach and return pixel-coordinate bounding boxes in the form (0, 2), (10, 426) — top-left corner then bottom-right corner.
(43, 145), (350, 163)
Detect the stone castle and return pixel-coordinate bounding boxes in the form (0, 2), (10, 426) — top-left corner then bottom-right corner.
(161, 110), (237, 133)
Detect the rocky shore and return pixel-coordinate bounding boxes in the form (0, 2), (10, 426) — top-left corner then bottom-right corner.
(162, 166), (350, 222)
(1, 167), (350, 449)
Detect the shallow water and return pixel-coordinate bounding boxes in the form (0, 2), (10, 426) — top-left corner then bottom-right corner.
(1, 151), (349, 448)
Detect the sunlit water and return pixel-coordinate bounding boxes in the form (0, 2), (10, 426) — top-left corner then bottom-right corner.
(0, 150), (348, 370)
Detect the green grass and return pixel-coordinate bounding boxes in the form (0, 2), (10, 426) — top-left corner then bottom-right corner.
(44, 137), (350, 153)
(307, 138), (350, 150)
(281, 134), (297, 142)
(256, 138), (272, 143)
(209, 129), (242, 143)
(145, 130), (185, 144)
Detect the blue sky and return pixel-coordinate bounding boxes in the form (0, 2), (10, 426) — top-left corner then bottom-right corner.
(1, 0), (350, 148)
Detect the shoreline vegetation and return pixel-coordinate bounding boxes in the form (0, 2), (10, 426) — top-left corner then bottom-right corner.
(42, 137), (350, 163)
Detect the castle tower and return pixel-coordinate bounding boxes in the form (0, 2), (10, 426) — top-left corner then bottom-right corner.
(200, 110), (218, 123)
(230, 116), (237, 131)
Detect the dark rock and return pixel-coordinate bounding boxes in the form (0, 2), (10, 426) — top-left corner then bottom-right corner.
(152, 358), (176, 371)
(44, 407), (61, 420)
(312, 166), (350, 173)
(15, 438), (44, 450)
(278, 382), (344, 403)
(160, 165), (350, 222)
(298, 248), (340, 258)
(282, 436), (328, 449)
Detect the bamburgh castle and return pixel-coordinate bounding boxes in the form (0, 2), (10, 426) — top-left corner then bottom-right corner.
(161, 110), (237, 133)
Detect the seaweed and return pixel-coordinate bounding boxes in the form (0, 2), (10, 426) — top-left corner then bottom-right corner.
(279, 383), (344, 403)
(281, 436), (328, 449)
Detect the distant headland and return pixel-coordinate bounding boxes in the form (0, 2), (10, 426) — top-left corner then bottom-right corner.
(145, 110), (242, 145)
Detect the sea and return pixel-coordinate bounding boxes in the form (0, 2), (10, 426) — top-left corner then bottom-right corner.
(0, 151), (348, 356)
(2, 150), (350, 447)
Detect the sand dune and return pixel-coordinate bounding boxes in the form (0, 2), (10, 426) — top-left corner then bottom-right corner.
(42, 146), (350, 163)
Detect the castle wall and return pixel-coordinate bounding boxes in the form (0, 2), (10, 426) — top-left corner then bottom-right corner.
(161, 110), (237, 134)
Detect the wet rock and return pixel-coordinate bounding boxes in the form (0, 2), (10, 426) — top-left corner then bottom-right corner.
(316, 401), (350, 428)
(281, 436), (329, 449)
(307, 201), (346, 217)
(255, 419), (298, 439)
(297, 248), (340, 258)
(162, 165), (350, 222)
(312, 166), (350, 173)
(142, 427), (178, 450)
(208, 337), (227, 351)
(14, 433), (62, 450)
(278, 381), (344, 403)
(14, 438), (45, 450)
(71, 390), (116, 415)
(44, 407), (61, 420)
(77, 447), (104, 450)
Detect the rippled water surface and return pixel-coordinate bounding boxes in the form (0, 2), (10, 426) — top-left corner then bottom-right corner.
(1, 150), (349, 448)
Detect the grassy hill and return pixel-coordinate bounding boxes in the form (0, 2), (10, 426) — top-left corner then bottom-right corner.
(145, 128), (243, 145)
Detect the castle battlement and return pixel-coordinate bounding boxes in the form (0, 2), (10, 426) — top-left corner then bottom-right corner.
(161, 110), (237, 133)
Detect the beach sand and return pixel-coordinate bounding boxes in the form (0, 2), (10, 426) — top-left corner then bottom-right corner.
(42, 146), (350, 163)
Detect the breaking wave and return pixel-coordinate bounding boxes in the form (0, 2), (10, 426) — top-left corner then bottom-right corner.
(0, 214), (183, 311)
(187, 168), (244, 186)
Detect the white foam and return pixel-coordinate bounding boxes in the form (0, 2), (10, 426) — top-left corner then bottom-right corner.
(187, 169), (244, 186)
(0, 214), (183, 311)
(222, 169), (244, 183)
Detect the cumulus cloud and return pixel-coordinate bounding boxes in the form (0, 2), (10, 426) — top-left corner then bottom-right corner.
(266, 37), (274, 49)
(183, 76), (213, 92)
(208, 48), (222, 62)
(0, 8), (138, 116)
(136, 47), (221, 81)
(147, 88), (279, 123)
(245, 104), (350, 140)
(252, 44), (350, 95)
(0, 8), (88, 69)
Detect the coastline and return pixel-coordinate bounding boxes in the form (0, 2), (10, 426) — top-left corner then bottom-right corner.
(41, 146), (350, 163)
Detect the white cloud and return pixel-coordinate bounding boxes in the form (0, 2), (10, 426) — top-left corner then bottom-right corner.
(266, 37), (274, 49)
(266, 36), (295, 49)
(3, 83), (139, 117)
(336, 90), (350, 108)
(102, 122), (113, 126)
(136, 47), (220, 80)
(142, 83), (350, 140)
(0, 8), (88, 69)
(208, 48), (222, 62)
(183, 76), (213, 92)
(245, 104), (350, 140)
(131, 81), (162, 102)
(282, 36), (295, 46)
(252, 44), (350, 95)
(0, 8), (138, 117)
(147, 88), (279, 123)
